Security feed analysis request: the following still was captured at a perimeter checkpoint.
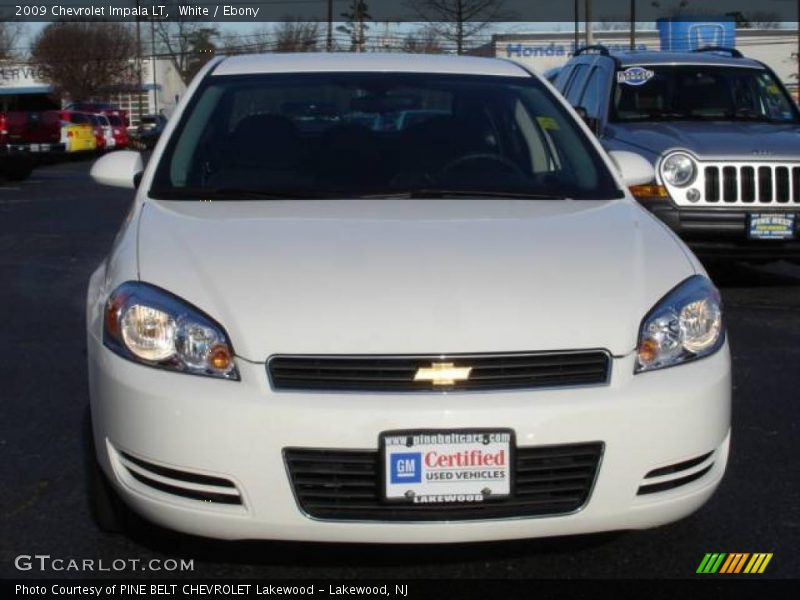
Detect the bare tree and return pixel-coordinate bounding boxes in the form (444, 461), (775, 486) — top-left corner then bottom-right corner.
(155, 1), (219, 82)
(746, 11), (780, 29)
(405, 0), (512, 55)
(30, 22), (136, 101)
(0, 22), (25, 60)
(401, 26), (445, 54)
(337, 0), (371, 52)
(222, 26), (272, 55)
(274, 21), (320, 52)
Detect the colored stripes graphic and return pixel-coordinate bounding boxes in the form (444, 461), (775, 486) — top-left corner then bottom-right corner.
(696, 553), (773, 574)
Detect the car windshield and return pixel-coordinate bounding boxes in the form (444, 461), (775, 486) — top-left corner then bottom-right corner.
(151, 72), (622, 200)
(612, 65), (799, 123)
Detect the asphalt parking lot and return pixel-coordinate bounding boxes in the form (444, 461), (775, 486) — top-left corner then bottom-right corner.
(0, 158), (798, 580)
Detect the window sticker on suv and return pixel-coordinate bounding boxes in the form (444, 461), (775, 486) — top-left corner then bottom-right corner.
(617, 67), (655, 86)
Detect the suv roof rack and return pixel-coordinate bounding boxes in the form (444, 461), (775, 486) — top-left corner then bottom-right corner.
(691, 46), (743, 58)
(574, 45), (610, 57)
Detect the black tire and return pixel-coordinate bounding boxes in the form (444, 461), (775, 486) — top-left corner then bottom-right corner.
(83, 406), (127, 533)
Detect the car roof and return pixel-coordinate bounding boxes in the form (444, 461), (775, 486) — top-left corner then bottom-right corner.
(613, 50), (764, 69)
(213, 52), (530, 78)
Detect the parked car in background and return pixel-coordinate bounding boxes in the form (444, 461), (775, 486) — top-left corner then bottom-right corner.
(0, 101), (64, 181)
(106, 112), (129, 149)
(131, 113), (168, 150)
(87, 114), (106, 152)
(60, 111), (97, 154)
(87, 53), (730, 543)
(95, 114), (116, 150)
(66, 102), (129, 127)
(555, 46), (800, 262)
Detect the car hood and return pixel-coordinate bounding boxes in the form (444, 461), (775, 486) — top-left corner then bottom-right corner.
(607, 121), (800, 161)
(136, 198), (695, 360)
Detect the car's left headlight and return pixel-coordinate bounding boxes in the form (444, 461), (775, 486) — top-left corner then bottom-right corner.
(636, 275), (724, 373)
(104, 281), (239, 380)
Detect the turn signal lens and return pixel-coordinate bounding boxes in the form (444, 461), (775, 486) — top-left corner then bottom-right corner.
(209, 344), (234, 373)
(629, 184), (669, 199)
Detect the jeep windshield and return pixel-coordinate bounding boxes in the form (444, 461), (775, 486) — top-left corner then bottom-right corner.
(151, 72), (622, 201)
(612, 65), (799, 124)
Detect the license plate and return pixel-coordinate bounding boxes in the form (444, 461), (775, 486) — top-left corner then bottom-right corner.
(30, 144), (40, 152)
(748, 213), (795, 240)
(381, 429), (513, 504)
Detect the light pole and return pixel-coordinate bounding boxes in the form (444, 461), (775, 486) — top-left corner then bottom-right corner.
(574, 0), (579, 52)
(151, 18), (158, 114)
(327, 0), (333, 51)
(630, 0), (636, 50)
(585, 0), (593, 46)
(135, 0), (143, 128)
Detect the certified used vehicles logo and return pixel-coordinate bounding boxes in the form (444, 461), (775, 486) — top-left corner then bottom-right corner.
(696, 553), (773, 574)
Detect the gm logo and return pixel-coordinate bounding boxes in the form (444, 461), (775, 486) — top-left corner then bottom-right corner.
(689, 24), (725, 49)
(390, 453), (421, 484)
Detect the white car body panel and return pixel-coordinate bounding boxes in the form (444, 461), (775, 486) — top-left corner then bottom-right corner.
(86, 53), (731, 543)
(136, 198), (693, 359)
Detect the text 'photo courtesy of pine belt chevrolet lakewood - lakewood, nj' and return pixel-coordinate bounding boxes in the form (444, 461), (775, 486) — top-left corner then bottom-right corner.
(84, 52), (732, 543)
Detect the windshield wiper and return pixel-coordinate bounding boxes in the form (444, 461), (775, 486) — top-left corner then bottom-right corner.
(359, 189), (567, 200)
(149, 187), (323, 200)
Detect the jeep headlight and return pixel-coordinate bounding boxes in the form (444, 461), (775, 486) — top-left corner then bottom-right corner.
(661, 153), (696, 187)
(636, 276), (724, 373)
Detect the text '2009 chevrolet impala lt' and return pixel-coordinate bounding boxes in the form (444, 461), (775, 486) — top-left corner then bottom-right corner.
(86, 53), (730, 543)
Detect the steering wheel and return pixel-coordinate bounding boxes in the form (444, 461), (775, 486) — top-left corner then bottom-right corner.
(439, 153), (526, 178)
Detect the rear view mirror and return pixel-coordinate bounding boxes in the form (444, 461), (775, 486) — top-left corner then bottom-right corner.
(90, 151), (143, 189)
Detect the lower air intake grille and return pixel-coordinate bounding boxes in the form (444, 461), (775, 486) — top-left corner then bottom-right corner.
(269, 351), (611, 392)
(284, 443), (603, 521)
(637, 451), (715, 496)
(119, 451), (242, 506)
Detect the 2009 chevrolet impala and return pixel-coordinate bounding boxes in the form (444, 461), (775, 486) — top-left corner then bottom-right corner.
(86, 53), (730, 542)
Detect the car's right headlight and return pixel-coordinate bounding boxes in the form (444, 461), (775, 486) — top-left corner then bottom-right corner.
(104, 281), (239, 380)
(661, 152), (697, 187)
(636, 275), (724, 373)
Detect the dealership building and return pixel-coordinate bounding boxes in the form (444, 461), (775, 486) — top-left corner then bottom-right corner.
(0, 57), (186, 124)
(482, 22), (798, 87)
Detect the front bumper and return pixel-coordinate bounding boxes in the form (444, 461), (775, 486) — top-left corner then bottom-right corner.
(1, 142), (66, 155)
(640, 199), (800, 260)
(87, 327), (732, 543)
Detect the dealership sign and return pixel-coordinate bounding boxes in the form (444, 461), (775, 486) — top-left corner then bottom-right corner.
(506, 42), (649, 58)
(0, 64), (48, 89)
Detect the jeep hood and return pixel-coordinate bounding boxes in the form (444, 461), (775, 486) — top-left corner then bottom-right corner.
(136, 198), (695, 360)
(607, 121), (800, 162)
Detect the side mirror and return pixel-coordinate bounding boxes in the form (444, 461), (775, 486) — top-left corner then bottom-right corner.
(574, 106), (601, 135)
(608, 150), (655, 187)
(90, 151), (143, 189)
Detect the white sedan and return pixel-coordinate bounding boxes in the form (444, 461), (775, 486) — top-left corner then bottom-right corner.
(86, 53), (730, 543)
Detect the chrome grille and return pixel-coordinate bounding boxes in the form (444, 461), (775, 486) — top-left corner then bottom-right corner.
(268, 351), (611, 392)
(670, 162), (800, 207)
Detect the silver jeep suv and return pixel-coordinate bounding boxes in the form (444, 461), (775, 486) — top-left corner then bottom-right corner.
(555, 46), (800, 261)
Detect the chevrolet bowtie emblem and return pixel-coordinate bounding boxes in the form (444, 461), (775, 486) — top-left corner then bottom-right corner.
(414, 362), (472, 386)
